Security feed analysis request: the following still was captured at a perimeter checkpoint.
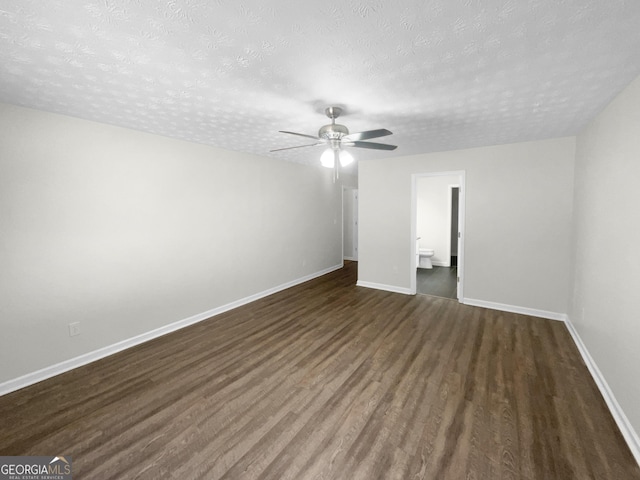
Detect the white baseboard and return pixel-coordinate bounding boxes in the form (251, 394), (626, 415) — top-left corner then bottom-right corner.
(462, 298), (568, 322)
(0, 264), (344, 397)
(344, 256), (358, 261)
(432, 261), (450, 267)
(356, 281), (413, 295)
(564, 318), (640, 467)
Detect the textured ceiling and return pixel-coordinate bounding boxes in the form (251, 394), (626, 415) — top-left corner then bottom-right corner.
(2, 1), (640, 170)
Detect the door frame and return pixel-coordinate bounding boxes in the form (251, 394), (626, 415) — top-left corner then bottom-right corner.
(410, 170), (466, 301)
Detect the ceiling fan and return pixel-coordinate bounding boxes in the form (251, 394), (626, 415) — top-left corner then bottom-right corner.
(271, 106), (397, 175)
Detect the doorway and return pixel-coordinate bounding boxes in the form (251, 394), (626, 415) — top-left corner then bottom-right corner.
(450, 186), (460, 267)
(410, 171), (465, 301)
(343, 187), (358, 261)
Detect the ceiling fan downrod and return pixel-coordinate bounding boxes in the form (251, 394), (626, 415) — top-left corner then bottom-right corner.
(319, 107), (349, 140)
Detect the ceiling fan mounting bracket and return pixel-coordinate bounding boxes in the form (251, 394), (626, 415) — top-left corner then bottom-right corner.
(325, 106), (342, 120)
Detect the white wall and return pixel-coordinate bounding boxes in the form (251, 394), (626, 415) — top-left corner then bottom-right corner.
(358, 137), (575, 315)
(0, 103), (343, 384)
(417, 175), (459, 266)
(571, 74), (640, 437)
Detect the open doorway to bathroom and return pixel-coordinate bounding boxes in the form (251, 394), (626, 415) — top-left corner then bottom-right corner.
(411, 172), (465, 301)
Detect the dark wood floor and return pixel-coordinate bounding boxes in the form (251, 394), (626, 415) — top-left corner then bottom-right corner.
(417, 266), (458, 299)
(1, 262), (638, 479)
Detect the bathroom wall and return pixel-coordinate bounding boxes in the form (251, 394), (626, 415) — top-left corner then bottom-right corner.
(0, 102), (343, 385)
(571, 73), (640, 437)
(416, 174), (460, 266)
(358, 137), (575, 315)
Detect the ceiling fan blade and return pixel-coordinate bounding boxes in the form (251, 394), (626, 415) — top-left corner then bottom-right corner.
(343, 128), (393, 141)
(349, 140), (397, 150)
(279, 130), (319, 141)
(270, 143), (322, 152)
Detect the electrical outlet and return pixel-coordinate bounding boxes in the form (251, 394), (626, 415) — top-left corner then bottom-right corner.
(68, 322), (80, 337)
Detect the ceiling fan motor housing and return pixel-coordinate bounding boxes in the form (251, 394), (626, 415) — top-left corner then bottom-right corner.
(318, 123), (349, 140)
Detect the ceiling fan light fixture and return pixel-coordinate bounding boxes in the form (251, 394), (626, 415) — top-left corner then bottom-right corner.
(320, 148), (335, 168)
(339, 149), (354, 167)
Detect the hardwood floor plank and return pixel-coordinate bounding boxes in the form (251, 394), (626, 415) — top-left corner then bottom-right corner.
(1, 261), (638, 479)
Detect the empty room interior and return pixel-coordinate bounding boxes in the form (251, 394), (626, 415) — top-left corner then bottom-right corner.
(2, 1), (640, 478)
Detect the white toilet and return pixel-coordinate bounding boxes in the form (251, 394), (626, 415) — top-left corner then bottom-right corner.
(418, 248), (435, 269)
